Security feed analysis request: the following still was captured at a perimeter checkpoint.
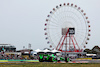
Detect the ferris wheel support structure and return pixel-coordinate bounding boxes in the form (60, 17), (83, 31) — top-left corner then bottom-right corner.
(56, 28), (82, 52)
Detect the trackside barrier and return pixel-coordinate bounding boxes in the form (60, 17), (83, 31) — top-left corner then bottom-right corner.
(0, 60), (39, 62)
(76, 58), (92, 60)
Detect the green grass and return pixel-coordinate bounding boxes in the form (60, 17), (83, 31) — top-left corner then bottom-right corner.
(0, 62), (100, 67)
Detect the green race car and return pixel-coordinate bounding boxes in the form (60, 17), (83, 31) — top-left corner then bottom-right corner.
(39, 53), (68, 62)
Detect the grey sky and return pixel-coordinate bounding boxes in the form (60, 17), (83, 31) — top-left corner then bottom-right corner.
(0, 0), (100, 50)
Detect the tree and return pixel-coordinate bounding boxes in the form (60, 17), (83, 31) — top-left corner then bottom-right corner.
(84, 49), (92, 54)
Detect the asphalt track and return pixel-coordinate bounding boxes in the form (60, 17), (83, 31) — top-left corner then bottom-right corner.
(0, 59), (100, 63)
(69, 59), (100, 63)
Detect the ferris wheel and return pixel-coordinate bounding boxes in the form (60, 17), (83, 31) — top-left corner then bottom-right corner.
(44, 3), (91, 52)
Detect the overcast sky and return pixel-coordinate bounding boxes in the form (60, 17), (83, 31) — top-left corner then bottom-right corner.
(0, 0), (100, 50)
